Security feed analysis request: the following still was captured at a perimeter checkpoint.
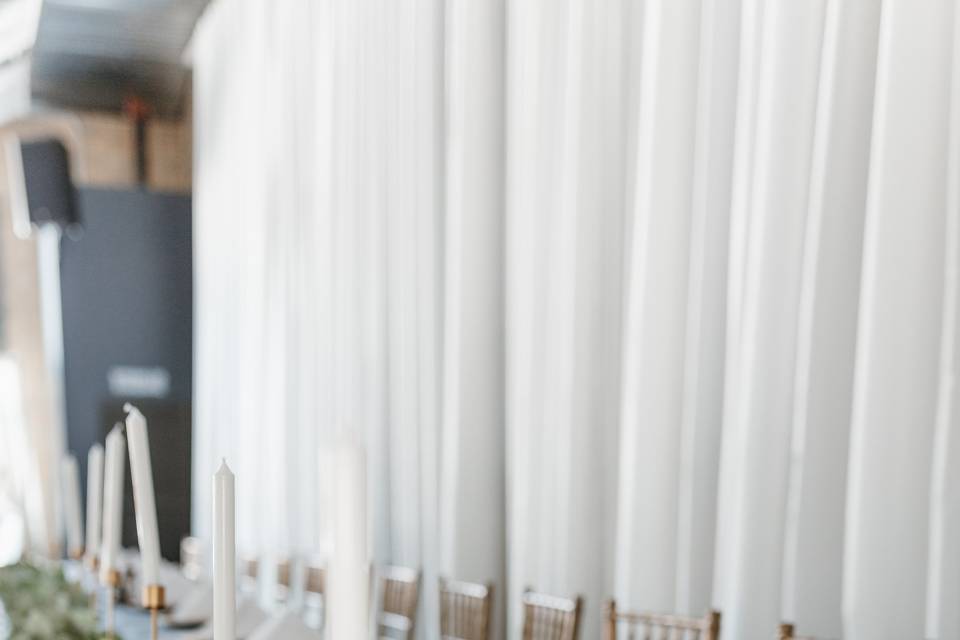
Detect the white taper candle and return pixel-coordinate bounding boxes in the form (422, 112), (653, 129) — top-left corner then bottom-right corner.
(61, 454), (83, 558)
(124, 404), (161, 592)
(100, 425), (126, 585)
(85, 444), (103, 561)
(328, 442), (368, 640)
(213, 459), (236, 640)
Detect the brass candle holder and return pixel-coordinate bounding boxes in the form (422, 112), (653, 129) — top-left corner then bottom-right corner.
(143, 584), (166, 640)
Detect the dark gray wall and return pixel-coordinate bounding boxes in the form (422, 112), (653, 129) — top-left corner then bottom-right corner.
(60, 188), (192, 560)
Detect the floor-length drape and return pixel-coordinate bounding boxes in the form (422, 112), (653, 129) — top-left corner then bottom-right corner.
(779, 0), (878, 633)
(192, 0), (481, 636)
(713, 2), (831, 638)
(441, 0), (507, 634)
(503, 0), (627, 632)
(613, 0), (736, 618)
(191, 1), (960, 638)
(844, 1), (958, 638)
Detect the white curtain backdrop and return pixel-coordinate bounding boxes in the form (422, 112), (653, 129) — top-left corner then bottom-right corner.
(191, 0), (960, 638)
(192, 0), (450, 635)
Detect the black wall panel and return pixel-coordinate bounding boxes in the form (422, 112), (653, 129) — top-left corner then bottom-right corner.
(59, 188), (192, 561)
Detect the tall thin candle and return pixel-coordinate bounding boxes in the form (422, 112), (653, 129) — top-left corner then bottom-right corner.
(99, 425), (125, 585)
(61, 454), (83, 559)
(125, 404), (161, 592)
(213, 460), (236, 640)
(328, 443), (368, 640)
(85, 444), (103, 562)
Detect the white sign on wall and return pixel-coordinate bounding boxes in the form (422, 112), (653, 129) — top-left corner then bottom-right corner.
(107, 366), (170, 398)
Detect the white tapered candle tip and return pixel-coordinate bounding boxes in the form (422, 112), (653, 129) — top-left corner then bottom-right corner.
(216, 458), (233, 475)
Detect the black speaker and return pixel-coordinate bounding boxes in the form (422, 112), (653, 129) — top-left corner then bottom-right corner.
(6, 137), (81, 234)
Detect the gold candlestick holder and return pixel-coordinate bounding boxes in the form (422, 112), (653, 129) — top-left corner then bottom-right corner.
(144, 584), (166, 640)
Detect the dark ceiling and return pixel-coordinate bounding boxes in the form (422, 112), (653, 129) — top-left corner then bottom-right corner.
(30, 0), (209, 118)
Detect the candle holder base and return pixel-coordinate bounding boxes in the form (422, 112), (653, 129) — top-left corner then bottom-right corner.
(144, 584), (165, 640)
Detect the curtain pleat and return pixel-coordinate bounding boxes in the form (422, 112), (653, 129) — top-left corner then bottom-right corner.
(615, 0), (704, 614)
(440, 0), (507, 636)
(843, 0), (956, 637)
(778, 0), (879, 634)
(926, 5), (960, 638)
(713, 1), (829, 637)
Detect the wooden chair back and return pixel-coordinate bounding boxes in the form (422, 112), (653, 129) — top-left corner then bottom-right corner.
(439, 578), (493, 640)
(603, 600), (720, 640)
(305, 563), (326, 596)
(521, 589), (582, 640)
(377, 565), (421, 639)
(272, 556), (293, 603)
(303, 561), (328, 630)
(779, 622), (831, 640)
(240, 556), (259, 593)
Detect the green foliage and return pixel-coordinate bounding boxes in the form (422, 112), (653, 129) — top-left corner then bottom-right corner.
(0, 563), (116, 640)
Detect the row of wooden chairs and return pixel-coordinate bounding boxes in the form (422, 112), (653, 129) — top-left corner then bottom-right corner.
(377, 572), (720, 640)
(179, 539), (818, 639)
(380, 579), (823, 640)
(556, 600), (817, 640)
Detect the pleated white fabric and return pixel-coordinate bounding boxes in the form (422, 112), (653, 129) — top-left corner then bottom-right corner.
(504, 0), (625, 635)
(192, 0), (455, 637)
(614, 0), (735, 620)
(191, 0), (960, 638)
(441, 0), (507, 633)
(844, 0), (957, 638)
(779, 0), (878, 633)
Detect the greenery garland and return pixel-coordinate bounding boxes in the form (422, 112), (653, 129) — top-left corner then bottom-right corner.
(0, 562), (114, 640)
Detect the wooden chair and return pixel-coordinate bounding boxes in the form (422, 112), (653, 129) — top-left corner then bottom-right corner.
(239, 555), (291, 604)
(521, 589), (582, 640)
(240, 556), (260, 596)
(603, 600), (720, 640)
(275, 556), (293, 604)
(439, 578), (493, 640)
(305, 562), (326, 597)
(304, 561), (327, 629)
(377, 565), (421, 639)
(779, 623), (831, 640)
